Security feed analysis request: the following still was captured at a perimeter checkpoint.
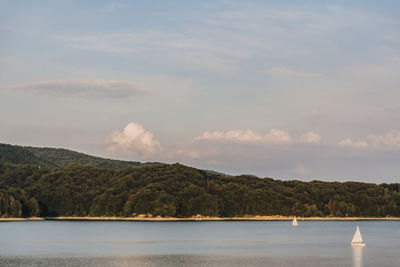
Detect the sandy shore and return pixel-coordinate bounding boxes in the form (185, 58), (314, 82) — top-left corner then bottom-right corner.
(2, 216), (399, 221)
(0, 217), (44, 221)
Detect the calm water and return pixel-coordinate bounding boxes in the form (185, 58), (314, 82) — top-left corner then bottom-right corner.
(0, 220), (399, 266)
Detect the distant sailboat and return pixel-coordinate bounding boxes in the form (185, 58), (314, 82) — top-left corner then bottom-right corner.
(351, 225), (366, 246)
(292, 216), (299, 226)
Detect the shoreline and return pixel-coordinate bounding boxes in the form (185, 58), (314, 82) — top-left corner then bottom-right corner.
(1, 216), (400, 222)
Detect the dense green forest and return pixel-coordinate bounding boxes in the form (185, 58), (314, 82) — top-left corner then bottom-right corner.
(1, 143), (399, 218)
(1, 161), (399, 218)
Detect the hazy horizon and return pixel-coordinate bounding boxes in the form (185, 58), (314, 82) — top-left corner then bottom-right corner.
(1, 0), (400, 183)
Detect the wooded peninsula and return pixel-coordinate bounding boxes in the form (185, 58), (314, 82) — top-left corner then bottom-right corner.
(1, 143), (399, 219)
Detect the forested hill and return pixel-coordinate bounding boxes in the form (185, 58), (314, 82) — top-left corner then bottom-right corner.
(1, 161), (399, 218)
(0, 143), (163, 169)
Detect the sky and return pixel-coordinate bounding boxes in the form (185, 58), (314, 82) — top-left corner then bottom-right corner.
(1, 0), (400, 183)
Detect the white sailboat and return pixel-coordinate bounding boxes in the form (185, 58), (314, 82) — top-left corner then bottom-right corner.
(351, 225), (366, 246)
(292, 216), (299, 226)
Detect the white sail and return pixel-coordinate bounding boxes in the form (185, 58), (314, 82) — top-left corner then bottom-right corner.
(351, 225), (365, 246)
(292, 216), (298, 226)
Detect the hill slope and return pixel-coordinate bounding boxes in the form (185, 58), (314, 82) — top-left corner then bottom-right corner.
(1, 143), (399, 219)
(0, 162), (399, 218)
(0, 143), (56, 166)
(0, 143), (163, 169)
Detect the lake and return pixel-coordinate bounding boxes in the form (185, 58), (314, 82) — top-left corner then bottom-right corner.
(0, 220), (399, 266)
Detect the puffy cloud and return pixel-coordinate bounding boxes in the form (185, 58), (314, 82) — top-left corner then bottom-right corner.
(369, 131), (400, 147)
(299, 131), (321, 143)
(10, 80), (147, 99)
(107, 123), (161, 158)
(339, 138), (368, 148)
(107, 123), (204, 161)
(197, 128), (291, 144)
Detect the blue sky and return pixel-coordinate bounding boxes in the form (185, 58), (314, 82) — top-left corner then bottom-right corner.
(1, 0), (400, 182)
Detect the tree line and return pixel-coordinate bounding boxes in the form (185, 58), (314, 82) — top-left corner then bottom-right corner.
(0, 163), (399, 218)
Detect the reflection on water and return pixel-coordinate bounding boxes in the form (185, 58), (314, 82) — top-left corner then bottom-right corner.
(352, 246), (364, 267)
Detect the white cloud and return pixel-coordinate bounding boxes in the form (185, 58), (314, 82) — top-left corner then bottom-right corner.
(197, 128), (291, 144)
(197, 129), (262, 142)
(338, 131), (400, 149)
(107, 123), (204, 161)
(369, 131), (400, 147)
(299, 131), (321, 143)
(339, 138), (368, 148)
(10, 80), (148, 99)
(107, 123), (161, 158)
(264, 129), (292, 144)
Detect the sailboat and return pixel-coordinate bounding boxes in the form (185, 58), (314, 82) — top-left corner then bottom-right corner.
(292, 216), (299, 226)
(351, 225), (366, 246)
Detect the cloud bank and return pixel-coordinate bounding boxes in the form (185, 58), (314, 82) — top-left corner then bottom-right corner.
(197, 129), (321, 144)
(10, 80), (147, 99)
(196, 129), (292, 144)
(369, 131), (400, 147)
(339, 131), (400, 148)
